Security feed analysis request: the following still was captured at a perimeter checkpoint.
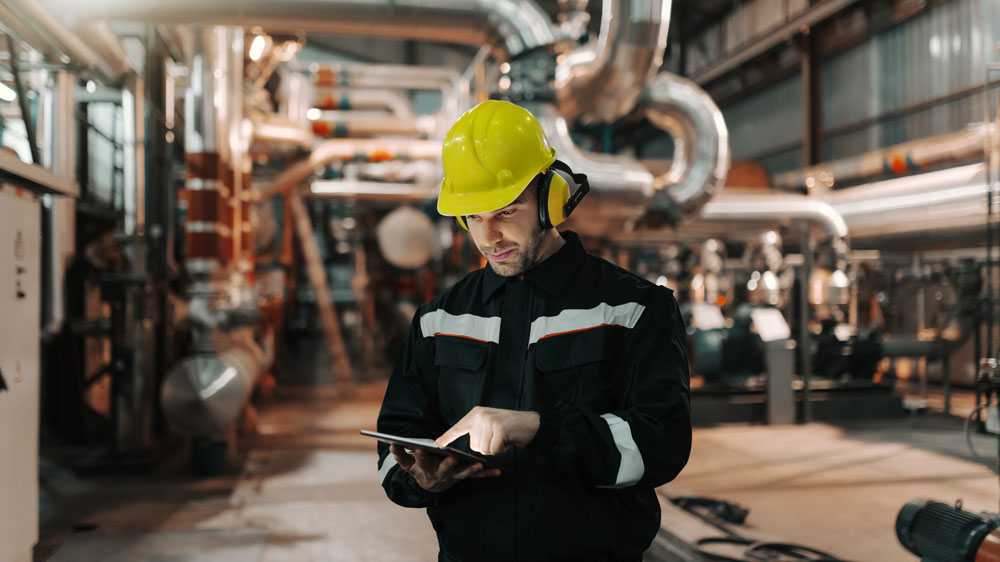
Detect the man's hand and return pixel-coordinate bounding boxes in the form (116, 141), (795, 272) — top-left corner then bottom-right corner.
(435, 407), (541, 455)
(390, 444), (501, 493)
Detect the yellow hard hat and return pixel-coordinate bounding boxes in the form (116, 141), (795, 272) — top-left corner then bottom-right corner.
(438, 100), (556, 218)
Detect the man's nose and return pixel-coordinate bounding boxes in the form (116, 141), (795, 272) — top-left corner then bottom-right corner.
(480, 218), (503, 248)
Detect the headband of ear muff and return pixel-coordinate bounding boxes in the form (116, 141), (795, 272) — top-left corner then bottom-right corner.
(456, 160), (590, 231)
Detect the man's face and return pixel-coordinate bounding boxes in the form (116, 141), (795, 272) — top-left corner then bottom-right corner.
(465, 184), (546, 278)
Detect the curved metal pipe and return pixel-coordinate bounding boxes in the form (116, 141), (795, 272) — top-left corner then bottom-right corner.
(699, 190), (848, 239)
(773, 123), (990, 191)
(314, 88), (416, 119)
(644, 72), (730, 219)
(530, 103), (656, 234)
(555, 0), (671, 123)
(65, 0), (557, 60)
(259, 138), (442, 199)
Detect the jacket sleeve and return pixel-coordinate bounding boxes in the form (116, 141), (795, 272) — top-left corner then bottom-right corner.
(523, 287), (692, 489)
(375, 305), (447, 507)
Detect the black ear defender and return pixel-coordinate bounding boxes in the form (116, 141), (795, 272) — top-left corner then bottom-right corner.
(536, 159), (590, 230)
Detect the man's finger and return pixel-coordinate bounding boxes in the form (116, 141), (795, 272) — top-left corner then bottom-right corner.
(468, 468), (503, 479)
(435, 426), (467, 447)
(488, 427), (506, 456)
(390, 445), (415, 470)
(451, 462), (485, 480)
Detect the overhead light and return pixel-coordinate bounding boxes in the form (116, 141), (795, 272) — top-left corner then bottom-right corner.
(249, 35), (267, 62)
(0, 82), (16, 102)
(86, 80), (97, 93)
(306, 107), (322, 120)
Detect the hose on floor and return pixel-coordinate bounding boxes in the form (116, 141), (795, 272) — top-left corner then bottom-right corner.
(670, 496), (854, 562)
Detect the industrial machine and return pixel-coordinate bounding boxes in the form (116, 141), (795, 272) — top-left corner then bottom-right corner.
(896, 500), (1000, 562)
(0, 153), (76, 562)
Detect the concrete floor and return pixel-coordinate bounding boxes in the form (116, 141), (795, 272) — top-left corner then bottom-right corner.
(37, 383), (1000, 562)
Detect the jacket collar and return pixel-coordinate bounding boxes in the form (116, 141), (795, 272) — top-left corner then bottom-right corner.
(482, 230), (586, 303)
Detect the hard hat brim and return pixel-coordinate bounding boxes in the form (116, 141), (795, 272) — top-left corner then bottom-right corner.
(436, 152), (553, 218)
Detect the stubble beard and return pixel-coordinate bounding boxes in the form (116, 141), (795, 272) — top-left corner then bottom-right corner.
(481, 226), (545, 278)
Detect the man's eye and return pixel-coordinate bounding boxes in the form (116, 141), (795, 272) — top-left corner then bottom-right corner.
(467, 215), (480, 221)
(500, 210), (514, 216)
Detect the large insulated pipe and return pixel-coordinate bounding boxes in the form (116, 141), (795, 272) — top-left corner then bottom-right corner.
(60, 0), (557, 60)
(825, 163), (994, 250)
(773, 123), (991, 191)
(644, 72), (730, 219)
(555, 0), (671, 123)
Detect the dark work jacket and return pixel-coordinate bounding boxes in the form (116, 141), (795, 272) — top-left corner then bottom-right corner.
(376, 231), (691, 562)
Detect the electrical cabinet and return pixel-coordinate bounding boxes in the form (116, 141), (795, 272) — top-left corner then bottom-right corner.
(0, 185), (41, 562)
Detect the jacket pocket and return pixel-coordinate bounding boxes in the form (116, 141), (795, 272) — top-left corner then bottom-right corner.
(434, 336), (488, 423)
(533, 327), (621, 410)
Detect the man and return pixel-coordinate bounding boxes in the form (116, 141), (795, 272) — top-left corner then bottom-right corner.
(376, 100), (691, 562)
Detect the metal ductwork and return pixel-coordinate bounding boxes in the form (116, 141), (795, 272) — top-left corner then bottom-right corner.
(55, 0), (558, 60)
(555, 0), (671, 124)
(643, 72), (730, 220)
(825, 163), (993, 251)
(773, 123), (991, 191)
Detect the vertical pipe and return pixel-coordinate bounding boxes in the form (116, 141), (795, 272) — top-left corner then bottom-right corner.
(799, 231), (813, 423)
(288, 191), (354, 387)
(914, 255), (928, 406)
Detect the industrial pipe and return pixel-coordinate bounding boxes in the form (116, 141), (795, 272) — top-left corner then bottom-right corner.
(314, 88), (416, 119)
(825, 163), (995, 250)
(161, 342), (264, 436)
(699, 191), (848, 240)
(310, 112), (438, 138)
(309, 180), (439, 202)
(773, 123), (991, 191)
(1, 0), (102, 78)
(644, 72), (731, 219)
(59, 0), (558, 60)
(258, 138), (443, 199)
(555, 0), (671, 123)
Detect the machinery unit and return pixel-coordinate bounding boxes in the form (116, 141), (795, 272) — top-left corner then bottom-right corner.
(0, 186), (41, 562)
(897, 500), (1000, 562)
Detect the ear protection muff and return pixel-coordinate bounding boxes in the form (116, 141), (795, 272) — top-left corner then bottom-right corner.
(538, 160), (590, 230)
(455, 159), (590, 231)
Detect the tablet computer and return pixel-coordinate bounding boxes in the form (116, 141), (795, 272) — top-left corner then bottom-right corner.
(360, 429), (502, 468)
